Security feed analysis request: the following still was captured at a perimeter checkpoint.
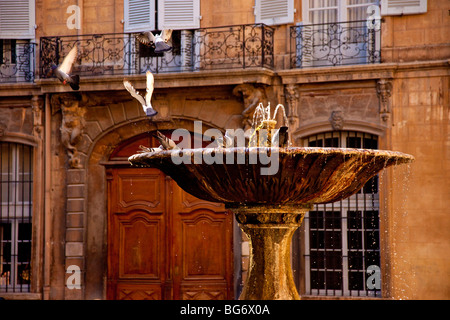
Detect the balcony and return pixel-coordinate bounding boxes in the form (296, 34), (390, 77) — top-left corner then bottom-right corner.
(0, 21), (383, 86)
(289, 20), (381, 69)
(0, 40), (36, 83)
(39, 24), (274, 80)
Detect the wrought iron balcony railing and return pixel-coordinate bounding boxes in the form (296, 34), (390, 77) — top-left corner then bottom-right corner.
(0, 40), (36, 83)
(39, 24), (274, 79)
(290, 20), (381, 68)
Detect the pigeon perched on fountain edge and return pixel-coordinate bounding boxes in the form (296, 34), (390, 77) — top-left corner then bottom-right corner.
(216, 130), (234, 148)
(271, 126), (289, 147)
(136, 29), (173, 53)
(123, 71), (158, 117)
(51, 45), (80, 90)
(153, 131), (179, 150)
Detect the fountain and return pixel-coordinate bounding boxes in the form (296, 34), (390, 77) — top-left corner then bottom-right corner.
(128, 103), (414, 300)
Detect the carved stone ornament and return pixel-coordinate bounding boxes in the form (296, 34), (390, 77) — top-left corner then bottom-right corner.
(52, 93), (86, 169)
(376, 79), (393, 122)
(329, 110), (344, 131)
(151, 94), (172, 122)
(232, 84), (268, 130)
(284, 84), (299, 127)
(31, 95), (44, 138)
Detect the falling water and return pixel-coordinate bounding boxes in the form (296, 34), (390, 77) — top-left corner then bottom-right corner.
(379, 161), (415, 299)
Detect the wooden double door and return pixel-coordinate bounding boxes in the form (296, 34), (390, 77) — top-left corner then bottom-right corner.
(107, 167), (234, 300)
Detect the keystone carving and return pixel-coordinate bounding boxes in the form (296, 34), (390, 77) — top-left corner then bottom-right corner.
(329, 110), (344, 131)
(376, 79), (393, 122)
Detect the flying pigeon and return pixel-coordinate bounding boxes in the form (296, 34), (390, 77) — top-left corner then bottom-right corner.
(216, 131), (234, 148)
(271, 126), (289, 147)
(123, 71), (158, 117)
(136, 29), (173, 53)
(153, 130), (179, 150)
(50, 45), (80, 90)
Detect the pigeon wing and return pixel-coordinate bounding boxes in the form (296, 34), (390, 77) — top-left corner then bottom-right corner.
(161, 29), (173, 42)
(59, 45), (78, 74)
(136, 31), (155, 45)
(145, 71), (154, 107)
(123, 80), (146, 106)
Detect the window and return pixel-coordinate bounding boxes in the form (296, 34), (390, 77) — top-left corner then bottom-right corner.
(302, 0), (380, 24)
(0, 0), (35, 39)
(294, 0), (381, 67)
(124, 0), (200, 32)
(380, 0), (427, 16)
(294, 131), (382, 297)
(124, 0), (200, 73)
(0, 142), (33, 293)
(254, 0), (294, 25)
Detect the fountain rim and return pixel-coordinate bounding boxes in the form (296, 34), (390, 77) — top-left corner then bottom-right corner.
(128, 146), (415, 163)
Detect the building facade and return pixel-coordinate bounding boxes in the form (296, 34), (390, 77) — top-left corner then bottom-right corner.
(0, 0), (448, 300)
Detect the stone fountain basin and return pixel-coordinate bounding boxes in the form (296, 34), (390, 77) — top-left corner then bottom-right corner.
(128, 147), (414, 206)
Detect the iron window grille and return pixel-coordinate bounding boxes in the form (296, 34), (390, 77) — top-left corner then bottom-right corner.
(293, 131), (382, 297)
(0, 142), (33, 293)
(0, 39), (36, 83)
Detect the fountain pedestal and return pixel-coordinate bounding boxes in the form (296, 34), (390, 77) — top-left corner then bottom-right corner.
(229, 204), (312, 300)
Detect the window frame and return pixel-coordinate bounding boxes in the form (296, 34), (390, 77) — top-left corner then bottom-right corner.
(296, 131), (382, 298)
(0, 142), (33, 293)
(301, 0), (380, 24)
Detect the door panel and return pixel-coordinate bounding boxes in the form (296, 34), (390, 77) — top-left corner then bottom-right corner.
(118, 214), (162, 279)
(114, 171), (165, 213)
(116, 283), (162, 300)
(174, 209), (233, 300)
(108, 168), (167, 300)
(107, 167), (233, 300)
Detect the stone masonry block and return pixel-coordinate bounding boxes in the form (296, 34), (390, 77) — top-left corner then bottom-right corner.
(66, 242), (84, 257)
(66, 228), (84, 242)
(67, 198), (85, 212)
(67, 184), (85, 198)
(67, 169), (85, 184)
(66, 213), (84, 228)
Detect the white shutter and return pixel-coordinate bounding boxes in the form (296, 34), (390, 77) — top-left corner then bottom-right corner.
(158, 0), (200, 30)
(124, 0), (155, 32)
(255, 0), (294, 25)
(381, 0), (427, 16)
(0, 0), (35, 39)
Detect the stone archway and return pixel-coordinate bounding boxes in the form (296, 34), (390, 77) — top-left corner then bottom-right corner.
(83, 117), (233, 299)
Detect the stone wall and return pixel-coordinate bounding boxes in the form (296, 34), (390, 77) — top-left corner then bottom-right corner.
(387, 67), (449, 299)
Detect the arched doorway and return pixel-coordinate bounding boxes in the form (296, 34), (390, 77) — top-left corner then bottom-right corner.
(106, 132), (234, 300)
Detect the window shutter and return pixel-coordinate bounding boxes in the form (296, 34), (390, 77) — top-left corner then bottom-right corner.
(254, 0), (294, 25)
(381, 0), (427, 16)
(0, 0), (35, 39)
(158, 0), (201, 30)
(124, 0), (155, 32)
